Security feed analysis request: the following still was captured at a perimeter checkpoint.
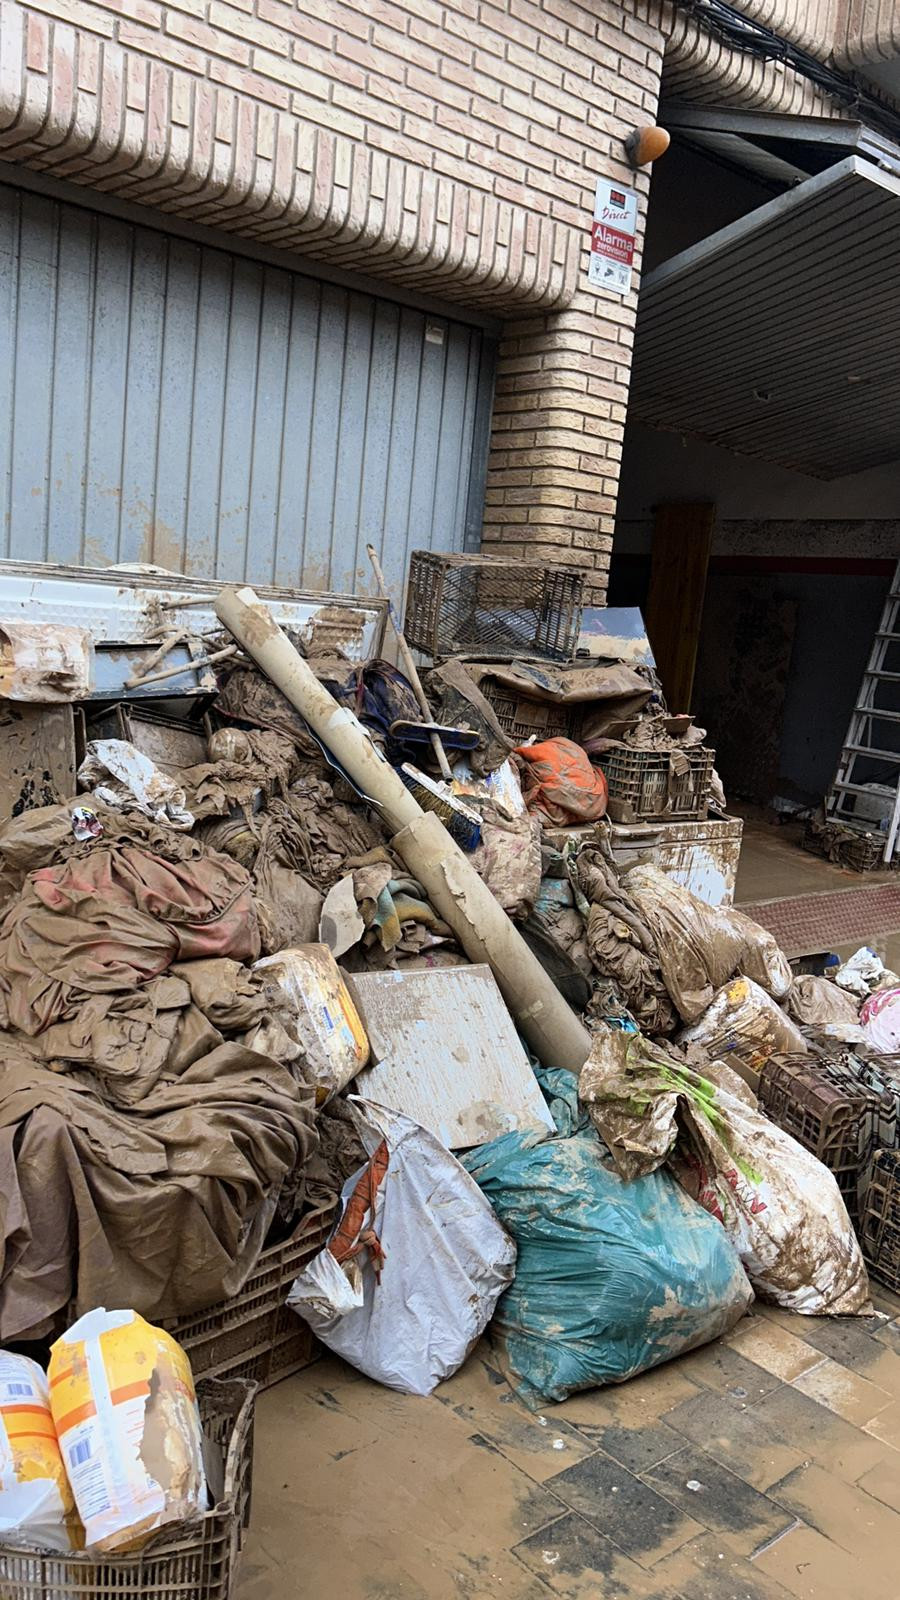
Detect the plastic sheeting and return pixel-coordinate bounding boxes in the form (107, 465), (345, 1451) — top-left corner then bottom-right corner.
(582, 1029), (870, 1316)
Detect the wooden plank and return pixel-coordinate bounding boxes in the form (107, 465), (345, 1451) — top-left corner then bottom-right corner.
(644, 502), (715, 713)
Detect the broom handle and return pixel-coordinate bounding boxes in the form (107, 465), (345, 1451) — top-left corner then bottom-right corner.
(366, 544), (453, 781)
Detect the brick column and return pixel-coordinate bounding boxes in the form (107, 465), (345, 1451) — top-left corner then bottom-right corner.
(480, 1), (666, 603)
(481, 294), (639, 601)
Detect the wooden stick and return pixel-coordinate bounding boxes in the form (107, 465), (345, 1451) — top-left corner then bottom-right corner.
(366, 544), (453, 781)
(124, 644), (237, 689)
(128, 631), (183, 681)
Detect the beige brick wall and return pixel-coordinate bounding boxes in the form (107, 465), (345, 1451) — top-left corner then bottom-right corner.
(2, 0), (673, 594)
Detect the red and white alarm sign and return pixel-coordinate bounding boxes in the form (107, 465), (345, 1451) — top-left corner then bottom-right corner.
(589, 179), (638, 295)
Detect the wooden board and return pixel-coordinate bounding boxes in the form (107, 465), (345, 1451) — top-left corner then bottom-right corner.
(693, 577), (797, 805)
(644, 503), (715, 713)
(345, 964), (556, 1150)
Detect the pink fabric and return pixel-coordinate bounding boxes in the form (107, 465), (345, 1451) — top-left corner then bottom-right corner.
(861, 986), (900, 1054)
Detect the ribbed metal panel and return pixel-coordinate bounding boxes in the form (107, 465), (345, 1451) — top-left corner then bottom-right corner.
(630, 157), (900, 479)
(0, 183), (495, 594)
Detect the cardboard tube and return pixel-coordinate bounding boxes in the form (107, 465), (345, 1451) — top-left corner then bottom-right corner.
(216, 585), (592, 1072)
(392, 810), (592, 1072)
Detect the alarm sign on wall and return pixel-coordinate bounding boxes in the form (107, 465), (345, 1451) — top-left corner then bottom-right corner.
(589, 179), (638, 295)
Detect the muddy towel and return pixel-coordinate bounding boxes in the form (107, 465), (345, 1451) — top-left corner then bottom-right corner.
(621, 863), (792, 1024)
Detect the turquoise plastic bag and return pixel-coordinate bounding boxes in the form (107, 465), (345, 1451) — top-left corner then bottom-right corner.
(461, 1072), (751, 1408)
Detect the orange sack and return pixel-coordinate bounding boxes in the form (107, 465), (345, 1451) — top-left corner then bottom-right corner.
(515, 738), (608, 826)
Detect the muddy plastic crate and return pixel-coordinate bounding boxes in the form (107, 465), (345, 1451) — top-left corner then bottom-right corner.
(478, 675), (585, 745)
(861, 1148), (900, 1292)
(758, 1054), (883, 1224)
(801, 818), (888, 873)
(0, 1378), (255, 1600)
(404, 551), (584, 662)
(163, 1202), (336, 1389)
(601, 745), (714, 824)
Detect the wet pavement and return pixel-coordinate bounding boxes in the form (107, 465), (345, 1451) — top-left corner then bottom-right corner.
(237, 1283), (900, 1600)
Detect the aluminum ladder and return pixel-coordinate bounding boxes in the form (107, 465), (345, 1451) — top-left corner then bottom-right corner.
(826, 558), (900, 864)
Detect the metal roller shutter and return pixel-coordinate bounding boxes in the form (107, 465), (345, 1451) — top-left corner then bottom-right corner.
(0, 182), (496, 596)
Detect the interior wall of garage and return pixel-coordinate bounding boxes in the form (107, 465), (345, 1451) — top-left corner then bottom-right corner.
(611, 421), (896, 806)
(0, 179), (496, 602)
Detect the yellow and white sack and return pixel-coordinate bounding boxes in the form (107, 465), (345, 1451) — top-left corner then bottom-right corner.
(48, 1309), (207, 1553)
(0, 1352), (81, 1553)
(247, 944), (369, 1101)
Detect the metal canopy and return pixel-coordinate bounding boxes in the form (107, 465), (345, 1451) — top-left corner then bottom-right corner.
(630, 156), (900, 478)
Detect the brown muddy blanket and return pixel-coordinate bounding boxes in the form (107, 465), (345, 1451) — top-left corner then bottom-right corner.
(0, 1038), (318, 1341)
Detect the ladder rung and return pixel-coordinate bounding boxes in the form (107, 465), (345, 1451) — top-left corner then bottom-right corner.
(843, 744), (900, 760)
(853, 706), (900, 721)
(875, 630), (900, 642)
(863, 670), (900, 683)
(831, 779), (900, 796)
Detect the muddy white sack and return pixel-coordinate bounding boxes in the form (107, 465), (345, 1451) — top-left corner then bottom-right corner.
(288, 1100), (516, 1395)
(582, 1029), (871, 1317)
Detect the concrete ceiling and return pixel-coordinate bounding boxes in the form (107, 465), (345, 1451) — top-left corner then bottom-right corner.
(629, 155), (900, 479)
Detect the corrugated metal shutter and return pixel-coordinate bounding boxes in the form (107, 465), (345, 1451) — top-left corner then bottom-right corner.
(0, 183), (495, 596)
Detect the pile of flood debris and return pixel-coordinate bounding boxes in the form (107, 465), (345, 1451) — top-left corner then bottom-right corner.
(0, 556), (899, 1574)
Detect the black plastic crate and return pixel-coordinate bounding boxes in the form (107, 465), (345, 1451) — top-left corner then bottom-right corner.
(162, 1203), (335, 1389)
(0, 1379), (256, 1600)
(861, 1148), (900, 1292)
(759, 1053), (883, 1224)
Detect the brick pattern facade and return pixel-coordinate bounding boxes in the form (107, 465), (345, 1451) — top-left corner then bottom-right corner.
(0, 0), (882, 597)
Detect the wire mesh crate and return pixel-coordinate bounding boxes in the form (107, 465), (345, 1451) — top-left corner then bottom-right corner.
(0, 1378), (256, 1600)
(163, 1202), (336, 1389)
(404, 552), (584, 662)
(601, 746), (714, 824)
(861, 1148), (900, 1292)
(758, 1053), (885, 1224)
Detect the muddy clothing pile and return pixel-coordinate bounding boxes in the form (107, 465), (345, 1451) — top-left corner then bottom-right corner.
(0, 803), (320, 1340)
(0, 1042), (313, 1340)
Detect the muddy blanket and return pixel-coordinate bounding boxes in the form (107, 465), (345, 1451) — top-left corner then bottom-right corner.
(0, 1038), (318, 1341)
(0, 837), (259, 1039)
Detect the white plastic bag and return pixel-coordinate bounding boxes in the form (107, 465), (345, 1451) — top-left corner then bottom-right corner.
(48, 1309), (207, 1553)
(289, 1100), (516, 1394)
(834, 947), (900, 999)
(78, 740), (194, 830)
(581, 1029), (870, 1316)
(0, 1353), (80, 1553)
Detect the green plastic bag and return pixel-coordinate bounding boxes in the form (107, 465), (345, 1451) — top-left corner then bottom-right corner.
(461, 1073), (751, 1408)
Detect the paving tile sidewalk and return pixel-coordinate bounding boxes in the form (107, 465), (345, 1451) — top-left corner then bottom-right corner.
(236, 1285), (900, 1600)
